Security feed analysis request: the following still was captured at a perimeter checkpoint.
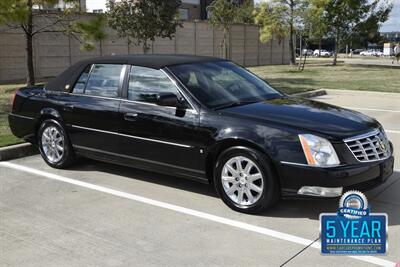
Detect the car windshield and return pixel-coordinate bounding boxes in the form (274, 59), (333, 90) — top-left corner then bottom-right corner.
(169, 61), (283, 109)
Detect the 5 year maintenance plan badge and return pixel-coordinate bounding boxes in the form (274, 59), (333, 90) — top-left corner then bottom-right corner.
(320, 190), (388, 255)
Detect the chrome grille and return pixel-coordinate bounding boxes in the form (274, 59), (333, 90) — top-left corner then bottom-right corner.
(344, 129), (390, 162)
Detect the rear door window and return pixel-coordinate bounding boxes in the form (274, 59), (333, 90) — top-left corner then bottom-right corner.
(72, 64), (124, 98)
(85, 64), (124, 98)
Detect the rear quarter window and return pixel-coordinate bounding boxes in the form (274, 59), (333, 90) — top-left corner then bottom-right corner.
(72, 65), (91, 94)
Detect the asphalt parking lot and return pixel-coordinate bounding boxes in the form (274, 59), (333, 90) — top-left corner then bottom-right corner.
(1, 90), (399, 267)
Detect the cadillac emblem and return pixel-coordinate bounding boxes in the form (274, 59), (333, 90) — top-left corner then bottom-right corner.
(379, 139), (386, 151)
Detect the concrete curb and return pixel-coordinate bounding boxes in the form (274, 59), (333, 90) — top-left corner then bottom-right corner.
(292, 89), (327, 98)
(0, 143), (38, 161)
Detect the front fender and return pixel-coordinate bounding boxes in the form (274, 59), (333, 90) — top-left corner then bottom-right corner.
(202, 113), (306, 165)
(218, 125), (305, 163)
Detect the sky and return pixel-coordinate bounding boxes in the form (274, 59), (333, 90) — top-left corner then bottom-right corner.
(86, 0), (399, 32)
(381, 0), (400, 32)
(85, 0), (106, 12)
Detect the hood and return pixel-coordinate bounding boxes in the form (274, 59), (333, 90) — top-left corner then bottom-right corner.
(220, 97), (379, 139)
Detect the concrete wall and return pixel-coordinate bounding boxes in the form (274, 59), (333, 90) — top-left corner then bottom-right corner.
(0, 20), (289, 83)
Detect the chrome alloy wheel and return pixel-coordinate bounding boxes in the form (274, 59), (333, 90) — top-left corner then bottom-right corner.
(221, 156), (264, 206)
(41, 126), (64, 163)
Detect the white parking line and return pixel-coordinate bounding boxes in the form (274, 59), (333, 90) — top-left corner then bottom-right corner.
(0, 161), (396, 267)
(345, 107), (400, 113)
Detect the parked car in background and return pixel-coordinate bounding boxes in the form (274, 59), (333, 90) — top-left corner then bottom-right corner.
(375, 50), (383, 57)
(352, 49), (365, 54)
(313, 49), (332, 57)
(360, 50), (374, 56)
(360, 49), (383, 57)
(8, 55), (394, 214)
(302, 49), (313, 56)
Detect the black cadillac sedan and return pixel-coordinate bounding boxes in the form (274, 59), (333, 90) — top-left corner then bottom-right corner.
(9, 55), (394, 213)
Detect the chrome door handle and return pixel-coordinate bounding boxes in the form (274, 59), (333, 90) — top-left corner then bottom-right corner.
(124, 113), (138, 121)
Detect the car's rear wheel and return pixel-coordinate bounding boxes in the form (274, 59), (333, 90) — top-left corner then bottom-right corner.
(38, 119), (74, 168)
(214, 147), (279, 213)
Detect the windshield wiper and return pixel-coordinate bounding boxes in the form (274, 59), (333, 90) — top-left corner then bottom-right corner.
(213, 100), (260, 110)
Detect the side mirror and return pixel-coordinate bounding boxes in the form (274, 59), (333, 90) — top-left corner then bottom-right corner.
(156, 93), (186, 109)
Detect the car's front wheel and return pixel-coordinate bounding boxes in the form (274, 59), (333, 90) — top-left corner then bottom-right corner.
(214, 147), (279, 213)
(38, 119), (74, 168)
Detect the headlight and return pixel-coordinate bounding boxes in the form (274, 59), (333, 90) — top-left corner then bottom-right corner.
(298, 134), (340, 167)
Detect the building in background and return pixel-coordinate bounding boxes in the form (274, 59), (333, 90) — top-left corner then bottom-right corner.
(180, 0), (253, 21)
(381, 32), (400, 56)
(105, 0), (204, 20)
(381, 31), (400, 43)
(34, 0), (86, 12)
(85, 0), (252, 20)
(179, 0), (201, 20)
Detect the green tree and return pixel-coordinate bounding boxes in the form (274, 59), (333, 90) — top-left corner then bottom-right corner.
(282, 0), (304, 65)
(304, 0), (329, 57)
(0, 0), (106, 85)
(235, 0), (255, 24)
(254, 0), (304, 65)
(348, 11), (389, 49)
(107, 0), (181, 54)
(254, 2), (289, 45)
(325, 0), (392, 65)
(71, 15), (107, 51)
(207, 0), (239, 59)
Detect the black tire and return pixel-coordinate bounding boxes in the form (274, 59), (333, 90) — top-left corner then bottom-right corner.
(214, 146), (279, 214)
(38, 119), (75, 169)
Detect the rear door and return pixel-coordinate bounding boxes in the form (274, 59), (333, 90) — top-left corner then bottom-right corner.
(58, 63), (126, 153)
(118, 65), (204, 179)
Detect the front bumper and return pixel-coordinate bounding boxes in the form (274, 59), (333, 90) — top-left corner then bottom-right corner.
(278, 155), (394, 198)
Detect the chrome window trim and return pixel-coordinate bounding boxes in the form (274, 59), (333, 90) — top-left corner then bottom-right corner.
(9, 113), (36, 120)
(120, 98), (197, 114)
(82, 63), (95, 93)
(70, 124), (193, 148)
(63, 95), (198, 114)
(67, 93), (121, 101)
(118, 65), (128, 97)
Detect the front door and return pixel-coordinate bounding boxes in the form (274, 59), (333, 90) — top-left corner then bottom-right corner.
(118, 65), (205, 179)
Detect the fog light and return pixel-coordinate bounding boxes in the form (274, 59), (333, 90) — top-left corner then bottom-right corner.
(298, 186), (343, 197)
